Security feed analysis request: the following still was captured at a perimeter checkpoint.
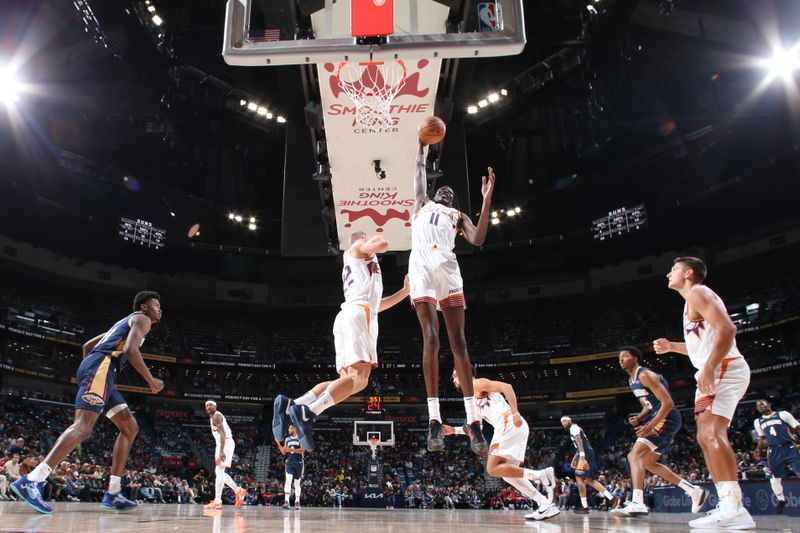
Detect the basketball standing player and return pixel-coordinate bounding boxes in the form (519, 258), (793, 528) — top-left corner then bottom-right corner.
(753, 398), (800, 514)
(654, 256), (755, 529)
(443, 369), (560, 521)
(273, 232), (409, 451)
(410, 140), (494, 455)
(612, 346), (708, 517)
(204, 400), (247, 510)
(12, 291), (164, 514)
(280, 424), (305, 510)
(560, 416), (614, 513)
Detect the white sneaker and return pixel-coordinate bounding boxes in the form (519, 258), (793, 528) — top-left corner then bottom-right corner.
(609, 501), (649, 517)
(525, 502), (561, 521)
(688, 505), (755, 529)
(543, 467), (556, 502)
(690, 487), (709, 514)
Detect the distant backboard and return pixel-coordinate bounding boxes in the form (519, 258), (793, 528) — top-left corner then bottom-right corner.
(354, 420), (394, 446)
(222, 0), (526, 66)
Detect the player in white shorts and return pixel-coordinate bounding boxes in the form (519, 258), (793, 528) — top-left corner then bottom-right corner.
(204, 400), (246, 510)
(442, 368), (560, 521)
(410, 140), (495, 455)
(653, 257), (754, 530)
(274, 231), (409, 451)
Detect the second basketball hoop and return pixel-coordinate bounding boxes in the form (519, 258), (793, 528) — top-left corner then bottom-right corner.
(336, 60), (407, 128)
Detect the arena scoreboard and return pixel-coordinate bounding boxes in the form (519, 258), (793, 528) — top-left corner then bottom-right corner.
(118, 217), (166, 249)
(591, 204), (647, 241)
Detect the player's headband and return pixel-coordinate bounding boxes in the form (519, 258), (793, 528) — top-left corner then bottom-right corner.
(205, 400), (217, 407)
(560, 416), (571, 422)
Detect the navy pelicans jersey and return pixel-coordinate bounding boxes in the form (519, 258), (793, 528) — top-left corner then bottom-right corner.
(629, 367), (671, 422)
(569, 423), (594, 453)
(86, 311), (146, 373)
(755, 412), (799, 447)
(285, 435), (303, 463)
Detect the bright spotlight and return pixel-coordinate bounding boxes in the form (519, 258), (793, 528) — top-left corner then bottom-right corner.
(266, 112), (273, 119)
(500, 89), (508, 96)
(478, 99), (488, 108)
(277, 116), (286, 123)
(491, 210), (498, 218)
(487, 92), (499, 103)
(257, 106), (267, 116)
(248, 223), (257, 231)
(234, 215), (243, 223)
(249, 216), (256, 223)
(151, 14), (163, 26)
(491, 218), (500, 225)
(239, 99), (247, 107)
(147, 5), (156, 13)
(467, 105), (478, 114)
(507, 210), (516, 217)
(247, 102), (257, 111)
(762, 44), (800, 79)
(228, 212), (235, 220)
(514, 207), (521, 213)
(0, 69), (21, 104)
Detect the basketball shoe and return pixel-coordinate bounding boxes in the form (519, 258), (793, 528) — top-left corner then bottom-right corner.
(289, 404), (317, 451)
(427, 420), (444, 452)
(272, 394), (293, 443)
(467, 421), (488, 456)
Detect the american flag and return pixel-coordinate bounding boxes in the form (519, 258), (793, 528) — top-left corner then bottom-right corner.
(249, 28), (281, 42)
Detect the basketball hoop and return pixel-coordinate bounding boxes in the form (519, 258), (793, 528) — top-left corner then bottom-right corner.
(368, 436), (380, 458)
(336, 60), (407, 128)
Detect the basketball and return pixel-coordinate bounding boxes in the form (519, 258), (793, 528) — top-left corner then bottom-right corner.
(418, 116), (446, 145)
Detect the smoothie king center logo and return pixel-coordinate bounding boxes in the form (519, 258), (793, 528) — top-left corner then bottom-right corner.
(338, 187), (413, 232)
(323, 59), (434, 131)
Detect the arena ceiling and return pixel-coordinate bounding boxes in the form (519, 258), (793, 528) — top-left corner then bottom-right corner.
(0, 0), (798, 280)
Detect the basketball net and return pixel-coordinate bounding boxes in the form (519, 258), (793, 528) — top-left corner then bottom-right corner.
(336, 60), (407, 128)
(368, 436), (380, 459)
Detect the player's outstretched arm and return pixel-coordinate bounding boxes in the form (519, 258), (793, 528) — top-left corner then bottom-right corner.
(635, 370), (674, 437)
(82, 332), (105, 358)
(352, 235), (389, 258)
(653, 338), (688, 356)
(124, 314), (163, 394)
(379, 275), (410, 312)
(459, 167), (495, 246)
(413, 141), (428, 215)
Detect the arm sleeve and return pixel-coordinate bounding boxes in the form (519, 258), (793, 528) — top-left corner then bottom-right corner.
(753, 419), (764, 436)
(779, 411), (799, 429)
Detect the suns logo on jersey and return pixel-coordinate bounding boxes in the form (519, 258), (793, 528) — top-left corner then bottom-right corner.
(685, 320), (705, 339)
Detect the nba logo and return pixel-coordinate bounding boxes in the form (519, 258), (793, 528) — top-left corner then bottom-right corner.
(477, 2), (498, 32)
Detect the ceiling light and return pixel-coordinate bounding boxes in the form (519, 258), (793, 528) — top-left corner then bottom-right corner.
(228, 212), (235, 220)
(234, 215), (243, 222)
(249, 216), (256, 223)
(147, 5), (156, 13)
(151, 14), (163, 26)
(515, 207), (521, 213)
(257, 106), (267, 116)
(467, 105), (478, 114)
(0, 68), (21, 104)
(266, 112), (273, 119)
(487, 92), (499, 103)
(478, 99), (488, 108)
(491, 218), (500, 225)
(491, 211), (498, 217)
(762, 44), (800, 79)
(507, 210), (516, 217)
(277, 116), (286, 123)
(500, 89), (508, 96)
(247, 102), (258, 112)
(248, 223), (256, 231)
(239, 99), (247, 107)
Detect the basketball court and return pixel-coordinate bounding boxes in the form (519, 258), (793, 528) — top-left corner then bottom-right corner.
(1, 503), (797, 533)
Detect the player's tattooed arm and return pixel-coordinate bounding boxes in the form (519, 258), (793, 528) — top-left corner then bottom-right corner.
(413, 141), (428, 214)
(212, 412), (226, 441)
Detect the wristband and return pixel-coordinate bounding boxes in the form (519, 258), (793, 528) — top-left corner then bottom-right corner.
(579, 452), (585, 457)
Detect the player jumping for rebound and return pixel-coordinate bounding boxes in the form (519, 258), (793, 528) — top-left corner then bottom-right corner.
(279, 424), (305, 510)
(612, 346), (708, 517)
(12, 291), (164, 514)
(654, 257), (755, 529)
(753, 398), (800, 514)
(410, 140), (494, 455)
(272, 232), (409, 450)
(204, 400), (247, 510)
(560, 416), (613, 513)
(443, 369), (559, 521)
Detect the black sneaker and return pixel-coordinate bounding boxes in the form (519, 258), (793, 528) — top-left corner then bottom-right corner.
(776, 499), (785, 514)
(272, 394), (293, 444)
(427, 420), (444, 452)
(467, 421), (488, 456)
(288, 404), (316, 452)
(573, 507), (590, 514)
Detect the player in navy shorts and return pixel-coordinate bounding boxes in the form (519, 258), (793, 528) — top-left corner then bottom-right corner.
(11, 291), (164, 514)
(613, 346), (707, 517)
(560, 416), (614, 513)
(280, 425), (305, 510)
(754, 398), (800, 514)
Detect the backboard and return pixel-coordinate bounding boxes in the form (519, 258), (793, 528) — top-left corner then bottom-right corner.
(353, 420), (394, 447)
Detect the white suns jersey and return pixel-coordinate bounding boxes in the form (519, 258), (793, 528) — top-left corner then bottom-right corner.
(411, 201), (461, 252)
(477, 392), (515, 435)
(682, 300), (742, 370)
(341, 249), (383, 312)
(210, 412), (233, 445)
